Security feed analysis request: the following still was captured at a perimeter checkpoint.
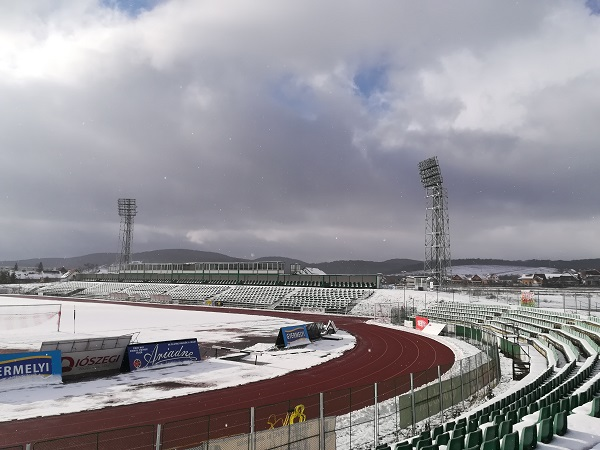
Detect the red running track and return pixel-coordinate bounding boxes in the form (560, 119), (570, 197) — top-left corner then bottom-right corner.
(0, 302), (455, 448)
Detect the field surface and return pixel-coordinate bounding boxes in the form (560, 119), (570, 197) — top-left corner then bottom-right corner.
(0, 300), (455, 448)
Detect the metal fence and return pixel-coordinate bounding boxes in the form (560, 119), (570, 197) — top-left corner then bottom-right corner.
(18, 325), (498, 450)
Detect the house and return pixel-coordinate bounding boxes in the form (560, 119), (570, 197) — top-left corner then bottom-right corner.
(518, 274), (545, 287)
(580, 269), (600, 287)
(451, 274), (467, 285)
(543, 273), (580, 288)
(486, 274), (501, 284)
(468, 274), (485, 285)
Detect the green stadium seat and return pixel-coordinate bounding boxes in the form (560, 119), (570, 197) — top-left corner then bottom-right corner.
(538, 417), (554, 444)
(393, 442), (411, 450)
(528, 402), (539, 415)
(467, 419), (478, 433)
(506, 410), (518, 425)
(376, 444), (391, 450)
(498, 420), (512, 440)
(445, 421), (456, 432)
(517, 406), (528, 421)
(570, 394), (579, 410)
(452, 427), (466, 439)
(559, 384), (566, 398)
(481, 437), (500, 450)
(554, 410), (568, 436)
(520, 424), (537, 450)
(465, 429), (483, 449)
(493, 413), (505, 426)
(590, 397), (600, 418)
(419, 445), (439, 450)
(446, 436), (465, 450)
(416, 437), (432, 450)
(537, 405), (551, 422)
(483, 424), (498, 442)
(500, 431), (518, 450)
(559, 397), (570, 414)
(432, 425), (444, 440)
(550, 401), (559, 418)
(435, 432), (450, 446)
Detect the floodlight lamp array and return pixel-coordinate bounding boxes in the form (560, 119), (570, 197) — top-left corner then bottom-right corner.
(418, 157), (443, 188)
(118, 198), (137, 217)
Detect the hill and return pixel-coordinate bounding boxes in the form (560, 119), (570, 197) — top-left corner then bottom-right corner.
(452, 258), (600, 272)
(1, 250), (599, 275)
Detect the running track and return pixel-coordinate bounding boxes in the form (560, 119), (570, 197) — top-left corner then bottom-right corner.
(0, 300), (455, 448)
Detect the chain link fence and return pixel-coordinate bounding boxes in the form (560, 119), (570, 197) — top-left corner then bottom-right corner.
(22, 324), (498, 450)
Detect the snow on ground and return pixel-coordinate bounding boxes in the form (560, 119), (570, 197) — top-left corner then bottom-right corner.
(0, 296), (355, 422)
(353, 285), (600, 317)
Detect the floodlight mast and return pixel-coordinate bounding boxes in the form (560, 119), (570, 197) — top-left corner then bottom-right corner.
(117, 198), (137, 273)
(418, 157), (451, 288)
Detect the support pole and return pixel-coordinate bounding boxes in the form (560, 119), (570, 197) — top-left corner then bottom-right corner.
(374, 382), (379, 448)
(475, 352), (481, 395)
(438, 365), (443, 424)
(250, 407), (255, 450)
(460, 359), (465, 410)
(410, 373), (416, 436)
(155, 424), (162, 450)
(320, 393), (325, 450)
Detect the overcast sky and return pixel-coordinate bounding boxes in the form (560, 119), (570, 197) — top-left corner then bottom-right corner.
(1, 0), (599, 263)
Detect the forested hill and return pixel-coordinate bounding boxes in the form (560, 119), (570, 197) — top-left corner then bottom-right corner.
(451, 258), (600, 272)
(1, 250), (599, 275)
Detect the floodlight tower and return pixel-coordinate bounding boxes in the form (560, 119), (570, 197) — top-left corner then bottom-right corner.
(418, 157), (451, 288)
(117, 198), (137, 272)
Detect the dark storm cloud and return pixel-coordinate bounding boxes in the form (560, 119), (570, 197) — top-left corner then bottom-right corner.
(0, 0), (599, 263)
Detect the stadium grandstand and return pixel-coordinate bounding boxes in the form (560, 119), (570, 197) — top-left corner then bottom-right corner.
(4, 276), (600, 448)
(24, 280), (375, 314)
(75, 260), (382, 288)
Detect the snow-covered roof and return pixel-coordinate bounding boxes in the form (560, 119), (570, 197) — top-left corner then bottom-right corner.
(295, 267), (326, 275)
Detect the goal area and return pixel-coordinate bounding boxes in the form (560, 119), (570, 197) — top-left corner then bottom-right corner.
(0, 303), (62, 332)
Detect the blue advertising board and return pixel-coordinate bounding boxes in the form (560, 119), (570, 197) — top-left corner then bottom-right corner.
(126, 338), (201, 371)
(0, 351), (62, 381)
(279, 324), (311, 348)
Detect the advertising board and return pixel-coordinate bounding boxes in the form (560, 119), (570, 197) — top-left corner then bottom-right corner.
(415, 316), (429, 331)
(0, 351), (62, 383)
(521, 290), (535, 307)
(126, 338), (201, 371)
(276, 325), (311, 348)
(40, 335), (132, 378)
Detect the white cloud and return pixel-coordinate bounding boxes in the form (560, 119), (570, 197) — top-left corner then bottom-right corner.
(0, 1), (598, 262)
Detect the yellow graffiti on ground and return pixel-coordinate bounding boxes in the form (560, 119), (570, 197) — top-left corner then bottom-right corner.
(267, 404), (306, 429)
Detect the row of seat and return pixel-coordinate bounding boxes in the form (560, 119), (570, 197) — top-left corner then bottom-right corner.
(378, 408), (566, 449)
(30, 280), (375, 312)
(381, 364), (600, 449)
(388, 299), (600, 450)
